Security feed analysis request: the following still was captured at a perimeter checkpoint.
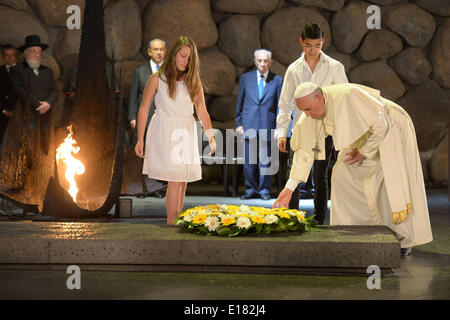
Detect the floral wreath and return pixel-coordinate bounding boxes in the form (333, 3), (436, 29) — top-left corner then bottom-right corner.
(175, 204), (316, 236)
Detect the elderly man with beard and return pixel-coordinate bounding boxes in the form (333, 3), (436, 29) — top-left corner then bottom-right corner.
(9, 35), (58, 154)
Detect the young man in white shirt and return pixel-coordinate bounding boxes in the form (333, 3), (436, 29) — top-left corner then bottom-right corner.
(276, 23), (348, 224)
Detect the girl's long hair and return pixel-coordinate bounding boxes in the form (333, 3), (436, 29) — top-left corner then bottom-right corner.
(158, 36), (202, 102)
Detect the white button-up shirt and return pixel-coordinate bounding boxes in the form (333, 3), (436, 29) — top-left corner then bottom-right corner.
(276, 51), (348, 138)
(150, 59), (162, 73)
(257, 69), (268, 87)
(5, 63), (15, 72)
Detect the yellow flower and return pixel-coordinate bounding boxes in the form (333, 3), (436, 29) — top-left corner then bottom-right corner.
(221, 217), (236, 226)
(207, 205), (219, 210)
(296, 214), (306, 221)
(251, 216), (265, 224)
(237, 213), (250, 218)
(276, 211), (291, 219)
(179, 209), (194, 217)
(227, 205), (239, 211)
(193, 214), (207, 224)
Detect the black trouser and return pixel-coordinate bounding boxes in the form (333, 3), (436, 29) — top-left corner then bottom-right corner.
(287, 135), (334, 223)
(0, 112), (10, 147)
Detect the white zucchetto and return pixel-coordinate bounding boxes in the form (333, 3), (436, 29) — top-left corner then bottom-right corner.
(294, 82), (318, 99)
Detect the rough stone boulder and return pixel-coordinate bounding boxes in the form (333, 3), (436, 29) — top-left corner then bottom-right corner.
(270, 59), (287, 78)
(218, 15), (261, 67)
(262, 7), (331, 65)
(430, 18), (450, 88)
(289, 0), (345, 11)
(113, 60), (145, 99)
(349, 61), (405, 101)
(356, 29), (403, 61)
(212, 0), (280, 14)
(429, 134), (448, 186)
(207, 95), (237, 123)
(325, 46), (352, 73)
(414, 0), (450, 17)
(393, 47), (432, 85)
(199, 47), (236, 96)
(0, 0), (29, 11)
(104, 0), (141, 61)
(383, 4), (436, 47)
(331, 1), (371, 54)
(41, 52), (61, 80)
(142, 0), (218, 55)
(54, 29), (82, 71)
(0, 5), (48, 49)
(397, 81), (449, 151)
(28, 0), (110, 28)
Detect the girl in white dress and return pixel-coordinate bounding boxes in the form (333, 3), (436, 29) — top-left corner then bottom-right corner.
(135, 36), (216, 225)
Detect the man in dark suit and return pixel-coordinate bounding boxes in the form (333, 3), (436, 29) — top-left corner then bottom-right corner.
(128, 38), (167, 198)
(235, 49), (283, 200)
(9, 35), (58, 155)
(0, 44), (18, 146)
(128, 38), (166, 131)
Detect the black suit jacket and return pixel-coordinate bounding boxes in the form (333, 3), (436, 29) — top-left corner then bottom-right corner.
(9, 62), (58, 154)
(128, 61), (156, 127)
(9, 62), (58, 114)
(0, 64), (18, 112)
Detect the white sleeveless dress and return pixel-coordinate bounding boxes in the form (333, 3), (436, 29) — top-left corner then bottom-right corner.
(143, 75), (201, 182)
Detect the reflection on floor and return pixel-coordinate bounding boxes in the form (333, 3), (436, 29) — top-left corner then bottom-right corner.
(0, 186), (448, 299)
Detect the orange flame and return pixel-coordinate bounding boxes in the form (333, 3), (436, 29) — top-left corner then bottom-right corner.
(56, 125), (85, 202)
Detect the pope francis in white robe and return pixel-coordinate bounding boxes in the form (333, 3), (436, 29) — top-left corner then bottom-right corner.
(273, 82), (433, 249)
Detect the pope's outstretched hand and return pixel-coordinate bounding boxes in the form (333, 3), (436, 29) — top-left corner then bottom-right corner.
(272, 188), (294, 209)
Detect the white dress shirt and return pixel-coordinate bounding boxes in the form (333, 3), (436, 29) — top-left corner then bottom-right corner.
(257, 69), (268, 87)
(150, 59), (162, 73)
(277, 51), (348, 139)
(5, 63), (15, 73)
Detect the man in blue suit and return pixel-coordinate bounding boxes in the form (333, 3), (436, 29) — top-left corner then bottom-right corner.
(235, 49), (283, 200)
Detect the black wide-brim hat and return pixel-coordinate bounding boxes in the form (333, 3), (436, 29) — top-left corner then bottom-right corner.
(19, 34), (48, 52)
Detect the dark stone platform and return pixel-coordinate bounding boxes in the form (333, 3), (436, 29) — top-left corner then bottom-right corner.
(0, 221), (400, 274)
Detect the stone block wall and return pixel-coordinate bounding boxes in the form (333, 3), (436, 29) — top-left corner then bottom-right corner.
(0, 0), (448, 186)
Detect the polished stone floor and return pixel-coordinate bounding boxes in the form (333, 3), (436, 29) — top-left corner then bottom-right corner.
(0, 185), (448, 300)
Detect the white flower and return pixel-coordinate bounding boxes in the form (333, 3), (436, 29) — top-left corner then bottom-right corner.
(218, 204), (229, 211)
(183, 214), (193, 222)
(239, 205), (251, 212)
(236, 217), (251, 229)
(264, 214), (278, 224)
(249, 211), (260, 217)
(205, 216), (220, 232)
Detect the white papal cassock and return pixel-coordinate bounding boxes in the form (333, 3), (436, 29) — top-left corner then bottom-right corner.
(288, 83), (433, 248)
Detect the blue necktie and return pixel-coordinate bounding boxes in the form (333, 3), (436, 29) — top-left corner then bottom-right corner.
(156, 65), (159, 71)
(258, 74), (264, 100)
